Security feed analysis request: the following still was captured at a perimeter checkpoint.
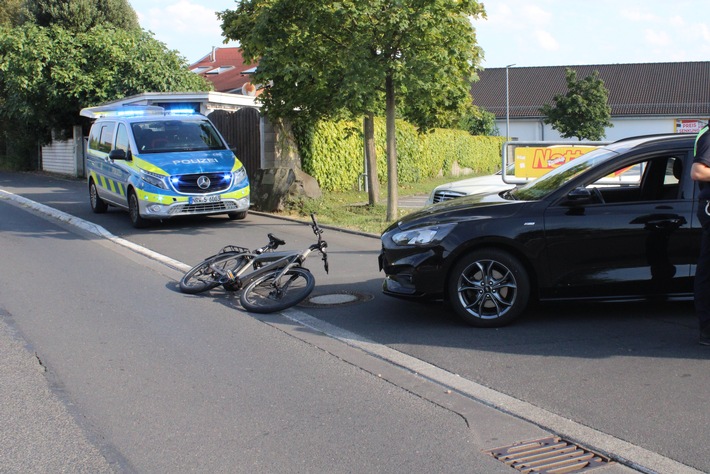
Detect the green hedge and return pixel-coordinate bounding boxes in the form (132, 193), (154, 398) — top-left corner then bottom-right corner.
(297, 117), (506, 191)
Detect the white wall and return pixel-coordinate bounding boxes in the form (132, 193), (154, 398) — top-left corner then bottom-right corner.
(41, 126), (84, 177)
(42, 140), (76, 176)
(497, 116), (704, 142)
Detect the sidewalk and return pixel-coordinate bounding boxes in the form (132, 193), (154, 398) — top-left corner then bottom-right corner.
(398, 194), (429, 208)
(0, 316), (113, 472)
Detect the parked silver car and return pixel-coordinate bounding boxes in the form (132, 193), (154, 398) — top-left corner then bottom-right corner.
(427, 162), (643, 205)
(426, 164), (517, 205)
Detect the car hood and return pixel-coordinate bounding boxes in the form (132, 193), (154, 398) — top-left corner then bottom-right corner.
(434, 174), (509, 193)
(393, 191), (523, 231)
(133, 149), (239, 175)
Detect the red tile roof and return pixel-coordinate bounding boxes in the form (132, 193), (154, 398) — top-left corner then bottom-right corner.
(190, 47), (259, 94)
(471, 62), (710, 118)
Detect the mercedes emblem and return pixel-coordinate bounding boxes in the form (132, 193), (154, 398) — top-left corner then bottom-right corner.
(197, 175), (211, 190)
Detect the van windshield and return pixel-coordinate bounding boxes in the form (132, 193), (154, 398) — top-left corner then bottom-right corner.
(132, 120), (226, 153)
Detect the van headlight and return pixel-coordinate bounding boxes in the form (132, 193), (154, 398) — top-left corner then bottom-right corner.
(234, 167), (247, 182)
(391, 223), (456, 246)
(139, 169), (168, 189)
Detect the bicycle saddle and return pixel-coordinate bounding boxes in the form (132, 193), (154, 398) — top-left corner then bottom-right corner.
(267, 233), (286, 247)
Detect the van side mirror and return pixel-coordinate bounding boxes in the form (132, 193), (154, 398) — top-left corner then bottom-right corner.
(108, 149), (130, 161)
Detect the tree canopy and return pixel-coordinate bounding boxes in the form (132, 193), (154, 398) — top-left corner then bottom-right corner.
(220, 0), (486, 219)
(540, 68), (613, 141)
(0, 0), (209, 166)
(0, 24), (209, 142)
(0, 0), (25, 28)
(27, 0), (139, 31)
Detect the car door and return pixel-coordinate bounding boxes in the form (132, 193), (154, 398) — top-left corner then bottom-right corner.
(104, 122), (133, 206)
(541, 151), (696, 300)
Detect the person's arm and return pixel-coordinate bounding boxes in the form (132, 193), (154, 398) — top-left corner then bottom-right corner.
(691, 162), (710, 182)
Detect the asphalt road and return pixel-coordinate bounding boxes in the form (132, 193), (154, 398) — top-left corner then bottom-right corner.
(1, 171), (708, 473)
(1, 187), (538, 473)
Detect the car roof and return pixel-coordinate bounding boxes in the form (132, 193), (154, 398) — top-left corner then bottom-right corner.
(612, 133), (695, 146)
(81, 105), (210, 123)
(601, 133), (695, 155)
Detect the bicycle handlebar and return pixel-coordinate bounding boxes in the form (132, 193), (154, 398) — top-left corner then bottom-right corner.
(310, 213), (324, 236)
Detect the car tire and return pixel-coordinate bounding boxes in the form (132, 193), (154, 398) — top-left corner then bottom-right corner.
(447, 248), (530, 328)
(228, 211), (248, 220)
(89, 179), (108, 213)
(128, 189), (149, 228)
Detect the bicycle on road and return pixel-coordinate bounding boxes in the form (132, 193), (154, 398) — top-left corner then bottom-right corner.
(179, 213), (329, 313)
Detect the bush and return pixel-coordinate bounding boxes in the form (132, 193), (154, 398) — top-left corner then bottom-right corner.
(298, 117), (505, 191)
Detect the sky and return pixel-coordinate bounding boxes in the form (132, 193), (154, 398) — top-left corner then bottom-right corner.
(129, 0), (710, 68)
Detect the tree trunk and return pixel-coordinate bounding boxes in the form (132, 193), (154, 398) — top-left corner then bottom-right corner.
(385, 74), (398, 221)
(364, 113), (379, 206)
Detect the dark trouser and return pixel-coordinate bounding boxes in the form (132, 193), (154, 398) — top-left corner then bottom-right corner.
(695, 205), (710, 335)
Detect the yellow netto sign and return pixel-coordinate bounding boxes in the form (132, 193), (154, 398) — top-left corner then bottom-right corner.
(514, 145), (598, 179)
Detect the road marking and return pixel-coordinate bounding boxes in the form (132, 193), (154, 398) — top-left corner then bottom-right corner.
(0, 189), (190, 273)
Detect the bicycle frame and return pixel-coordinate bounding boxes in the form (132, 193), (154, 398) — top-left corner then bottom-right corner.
(225, 232), (327, 290)
(181, 213), (328, 300)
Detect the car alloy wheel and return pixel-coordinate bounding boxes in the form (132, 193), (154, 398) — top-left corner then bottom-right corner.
(448, 248), (530, 327)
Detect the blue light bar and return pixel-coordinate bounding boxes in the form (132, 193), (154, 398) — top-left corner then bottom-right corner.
(166, 108), (199, 115)
(80, 105), (165, 119)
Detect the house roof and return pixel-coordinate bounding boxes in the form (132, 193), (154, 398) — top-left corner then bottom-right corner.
(471, 62), (710, 119)
(190, 47), (258, 94)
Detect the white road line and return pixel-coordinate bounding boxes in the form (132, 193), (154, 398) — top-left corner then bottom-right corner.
(0, 189), (190, 273)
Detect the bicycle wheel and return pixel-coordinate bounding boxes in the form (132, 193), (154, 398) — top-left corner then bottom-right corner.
(179, 252), (247, 294)
(239, 267), (315, 313)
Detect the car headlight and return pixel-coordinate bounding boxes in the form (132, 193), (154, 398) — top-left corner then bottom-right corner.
(234, 166), (247, 182)
(391, 223), (456, 246)
(139, 169), (168, 189)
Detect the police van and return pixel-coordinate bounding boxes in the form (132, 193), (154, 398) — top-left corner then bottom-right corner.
(81, 105), (250, 228)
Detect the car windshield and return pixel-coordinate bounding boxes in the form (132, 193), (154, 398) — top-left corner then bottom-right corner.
(507, 138), (653, 201)
(132, 119), (226, 153)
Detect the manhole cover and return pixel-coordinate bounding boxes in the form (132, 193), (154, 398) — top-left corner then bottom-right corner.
(300, 291), (373, 308)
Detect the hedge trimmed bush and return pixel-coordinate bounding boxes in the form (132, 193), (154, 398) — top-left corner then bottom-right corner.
(297, 117), (506, 192)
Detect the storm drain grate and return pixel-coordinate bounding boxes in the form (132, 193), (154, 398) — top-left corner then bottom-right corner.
(483, 436), (613, 474)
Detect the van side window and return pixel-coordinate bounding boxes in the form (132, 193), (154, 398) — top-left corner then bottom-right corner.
(88, 123), (115, 154)
(115, 124), (130, 154)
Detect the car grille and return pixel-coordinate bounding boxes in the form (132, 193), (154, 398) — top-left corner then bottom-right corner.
(432, 190), (467, 203)
(172, 173), (232, 194)
(169, 201), (239, 215)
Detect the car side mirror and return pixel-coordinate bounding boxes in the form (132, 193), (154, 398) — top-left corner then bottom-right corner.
(108, 149), (130, 161)
(567, 187), (592, 201)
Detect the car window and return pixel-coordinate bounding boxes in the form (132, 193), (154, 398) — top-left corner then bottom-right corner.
(583, 155), (684, 204)
(115, 123), (131, 154)
(509, 147), (620, 200)
(88, 122), (115, 154)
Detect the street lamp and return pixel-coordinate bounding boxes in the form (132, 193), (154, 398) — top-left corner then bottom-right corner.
(505, 64), (515, 141)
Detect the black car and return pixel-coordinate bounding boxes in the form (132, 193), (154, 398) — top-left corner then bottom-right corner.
(379, 134), (701, 327)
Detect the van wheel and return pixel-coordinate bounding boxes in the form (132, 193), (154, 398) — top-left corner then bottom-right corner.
(128, 190), (148, 228)
(89, 179), (108, 213)
(447, 248), (530, 327)
(228, 211), (248, 220)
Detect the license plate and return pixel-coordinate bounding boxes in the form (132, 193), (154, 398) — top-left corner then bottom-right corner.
(189, 195), (221, 204)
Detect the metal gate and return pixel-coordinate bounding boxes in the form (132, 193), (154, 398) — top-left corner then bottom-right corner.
(210, 108), (261, 180)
